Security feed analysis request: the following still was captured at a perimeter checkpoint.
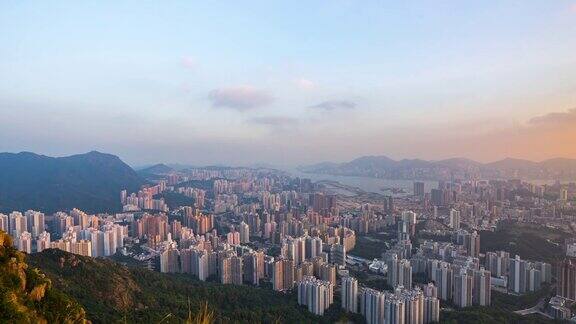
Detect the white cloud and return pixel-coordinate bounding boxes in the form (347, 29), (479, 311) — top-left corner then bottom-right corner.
(309, 100), (356, 111)
(294, 78), (317, 90)
(208, 86), (273, 111)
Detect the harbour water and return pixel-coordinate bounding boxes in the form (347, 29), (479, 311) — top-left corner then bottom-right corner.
(287, 169), (438, 195)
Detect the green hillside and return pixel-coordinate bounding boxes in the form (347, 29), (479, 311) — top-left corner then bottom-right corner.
(0, 231), (88, 323)
(27, 249), (349, 323)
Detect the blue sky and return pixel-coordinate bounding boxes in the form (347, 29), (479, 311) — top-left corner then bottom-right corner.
(1, 1), (576, 166)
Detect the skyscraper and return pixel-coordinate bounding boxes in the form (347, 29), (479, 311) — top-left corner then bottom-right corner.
(454, 269), (473, 308)
(473, 268), (491, 306)
(297, 276), (333, 316)
(360, 288), (385, 324)
(558, 258), (576, 300)
(387, 255), (412, 289)
(273, 258), (295, 291)
(508, 255), (527, 294)
(239, 221), (250, 243)
(160, 247), (180, 273)
(449, 209), (460, 231)
(485, 251), (510, 278)
(413, 181), (425, 198)
(36, 231), (51, 252)
(330, 243), (346, 266)
(17, 231), (32, 253)
(0, 213), (8, 233)
(423, 296), (440, 323)
(341, 276), (358, 313)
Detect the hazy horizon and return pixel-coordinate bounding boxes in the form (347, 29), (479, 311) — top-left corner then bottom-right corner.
(2, 1), (576, 166)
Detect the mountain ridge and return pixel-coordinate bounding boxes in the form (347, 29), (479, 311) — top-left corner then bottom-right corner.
(299, 155), (576, 180)
(0, 151), (144, 213)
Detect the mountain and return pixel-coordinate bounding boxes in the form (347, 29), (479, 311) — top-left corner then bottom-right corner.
(138, 163), (174, 175)
(27, 249), (352, 323)
(0, 151), (144, 213)
(299, 155), (576, 180)
(0, 231), (88, 323)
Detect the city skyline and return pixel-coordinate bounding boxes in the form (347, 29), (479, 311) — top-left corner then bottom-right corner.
(1, 1), (576, 166)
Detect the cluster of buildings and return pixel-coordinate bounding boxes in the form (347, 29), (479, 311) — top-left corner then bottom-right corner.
(121, 181), (168, 212)
(3, 164), (576, 322)
(1, 208), (128, 257)
(355, 282), (440, 324)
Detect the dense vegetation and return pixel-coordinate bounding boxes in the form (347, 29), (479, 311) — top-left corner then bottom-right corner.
(441, 281), (555, 323)
(28, 249), (348, 323)
(480, 222), (569, 264)
(0, 151), (144, 213)
(349, 232), (394, 260)
(0, 231), (88, 323)
(154, 192), (195, 210)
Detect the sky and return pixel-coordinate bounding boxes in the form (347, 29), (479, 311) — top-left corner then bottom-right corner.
(1, 1), (576, 167)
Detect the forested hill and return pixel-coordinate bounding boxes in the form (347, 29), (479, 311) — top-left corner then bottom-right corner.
(27, 249), (352, 323)
(0, 151), (144, 213)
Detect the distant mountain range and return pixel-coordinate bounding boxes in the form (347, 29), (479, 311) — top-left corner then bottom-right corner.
(299, 156), (576, 181)
(0, 151), (144, 213)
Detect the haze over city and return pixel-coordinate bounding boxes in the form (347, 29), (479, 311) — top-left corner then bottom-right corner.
(1, 1), (576, 166)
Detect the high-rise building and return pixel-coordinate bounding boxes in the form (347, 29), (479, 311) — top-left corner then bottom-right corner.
(227, 230), (240, 245)
(25, 210), (45, 238)
(243, 251), (263, 285)
(103, 229), (117, 256)
(387, 255), (412, 289)
(305, 236), (323, 260)
(473, 268), (491, 306)
(558, 258), (576, 300)
(561, 188), (569, 201)
(230, 255), (243, 285)
(9, 212), (27, 239)
(36, 231), (51, 252)
(320, 263), (337, 286)
(457, 230), (480, 258)
(449, 209), (460, 231)
(160, 247), (180, 273)
(454, 269), (473, 308)
(239, 221), (250, 243)
(413, 182), (425, 198)
(297, 276), (334, 316)
(423, 296), (440, 323)
(0, 213), (8, 233)
(341, 276), (358, 313)
(330, 243), (346, 266)
(273, 258), (295, 291)
(434, 263), (453, 301)
(17, 231), (32, 253)
(90, 229), (105, 257)
(384, 295), (405, 324)
(73, 240), (92, 257)
(395, 287), (423, 324)
(485, 251), (510, 278)
(508, 255), (527, 294)
(360, 288), (385, 324)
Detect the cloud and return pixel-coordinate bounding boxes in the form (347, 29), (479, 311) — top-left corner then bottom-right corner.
(571, 4), (576, 13)
(309, 100), (356, 111)
(528, 108), (576, 126)
(208, 86), (273, 111)
(294, 78), (316, 90)
(181, 56), (197, 70)
(249, 116), (299, 126)
(248, 116), (299, 132)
